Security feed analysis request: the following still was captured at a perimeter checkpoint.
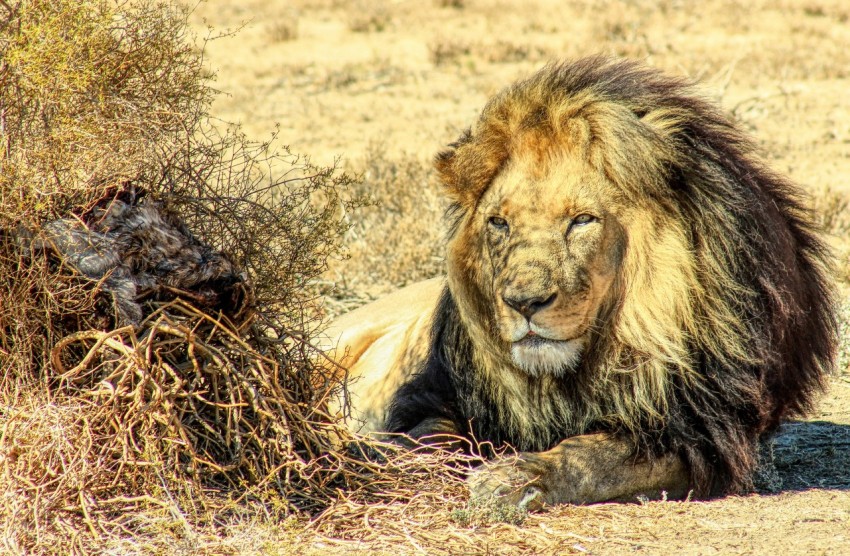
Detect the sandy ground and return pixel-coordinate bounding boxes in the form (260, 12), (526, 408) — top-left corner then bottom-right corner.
(189, 1), (850, 553)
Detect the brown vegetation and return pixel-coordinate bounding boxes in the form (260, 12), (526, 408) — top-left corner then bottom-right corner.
(0, 1), (462, 553)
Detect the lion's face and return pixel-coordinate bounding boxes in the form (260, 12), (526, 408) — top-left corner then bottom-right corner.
(448, 147), (626, 377)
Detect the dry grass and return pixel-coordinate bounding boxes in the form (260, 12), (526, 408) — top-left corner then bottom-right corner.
(320, 144), (446, 315)
(429, 38), (551, 67)
(346, 0), (391, 33)
(268, 10), (299, 43)
(813, 188), (850, 283)
(0, 1), (467, 554)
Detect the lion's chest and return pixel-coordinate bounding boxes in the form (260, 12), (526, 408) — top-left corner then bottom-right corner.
(461, 367), (597, 452)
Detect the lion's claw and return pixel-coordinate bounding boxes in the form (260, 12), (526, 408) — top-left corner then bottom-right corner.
(467, 462), (546, 511)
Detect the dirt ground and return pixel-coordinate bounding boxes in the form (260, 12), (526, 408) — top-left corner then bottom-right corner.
(188, 0), (850, 554)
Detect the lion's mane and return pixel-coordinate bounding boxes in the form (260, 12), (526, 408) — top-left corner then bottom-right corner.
(385, 57), (836, 495)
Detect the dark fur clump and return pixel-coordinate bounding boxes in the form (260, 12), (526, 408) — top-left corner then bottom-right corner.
(26, 194), (250, 326)
(386, 57), (837, 496)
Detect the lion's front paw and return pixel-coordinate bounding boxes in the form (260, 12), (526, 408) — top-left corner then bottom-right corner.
(467, 459), (546, 511)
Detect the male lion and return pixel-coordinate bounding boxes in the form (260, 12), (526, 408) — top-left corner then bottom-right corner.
(323, 57), (837, 509)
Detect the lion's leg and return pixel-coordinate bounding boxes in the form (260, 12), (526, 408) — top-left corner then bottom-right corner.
(468, 433), (690, 509)
(406, 416), (458, 440)
(395, 416), (475, 454)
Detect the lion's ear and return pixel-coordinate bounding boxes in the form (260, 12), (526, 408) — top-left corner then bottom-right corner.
(435, 128), (507, 208)
(434, 147), (476, 208)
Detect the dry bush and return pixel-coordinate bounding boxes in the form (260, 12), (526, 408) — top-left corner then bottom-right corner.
(317, 58), (406, 94)
(346, 0), (391, 33)
(0, 1), (461, 553)
(0, 0), (207, 223)
(481, 40), (551, 64)
(0, 0), (360, 390)
(268, 12), (299, 43)
(429, 37), (472, 66)
(815, 187), (850, 237)
(436, 0), (466, 8)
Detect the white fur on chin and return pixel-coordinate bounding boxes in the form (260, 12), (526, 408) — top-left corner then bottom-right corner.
(510, 337), (585, 377)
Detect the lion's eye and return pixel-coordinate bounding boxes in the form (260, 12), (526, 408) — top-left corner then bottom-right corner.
(572, 214), (596, 226)
(488, 216), (509, 232)
(567, 213), (597, 235)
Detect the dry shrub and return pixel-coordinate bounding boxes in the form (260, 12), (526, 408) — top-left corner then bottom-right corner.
(346, 0), (391, 33)
(296, 58), (406, 95)
(0, 0), (207, 222)
(268, 13), (299, 43)
(815, 187), (850, 237)
(0, 1), (461, 553)
(482, 40), (551, 64)
(435, 0), (466, 8)
(429, 37), (472, 66)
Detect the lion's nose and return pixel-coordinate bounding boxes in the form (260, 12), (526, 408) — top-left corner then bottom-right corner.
(502, 291), (557, 319)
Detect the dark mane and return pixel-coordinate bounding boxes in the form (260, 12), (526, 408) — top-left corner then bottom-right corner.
(386, 288), (586, 453)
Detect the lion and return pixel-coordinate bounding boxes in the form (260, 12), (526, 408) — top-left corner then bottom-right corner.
(322, 56), (837, 509)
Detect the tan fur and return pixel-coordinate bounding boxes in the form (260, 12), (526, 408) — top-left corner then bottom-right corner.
(320, 278), (443, 433)
(468, 434), (690, 508)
